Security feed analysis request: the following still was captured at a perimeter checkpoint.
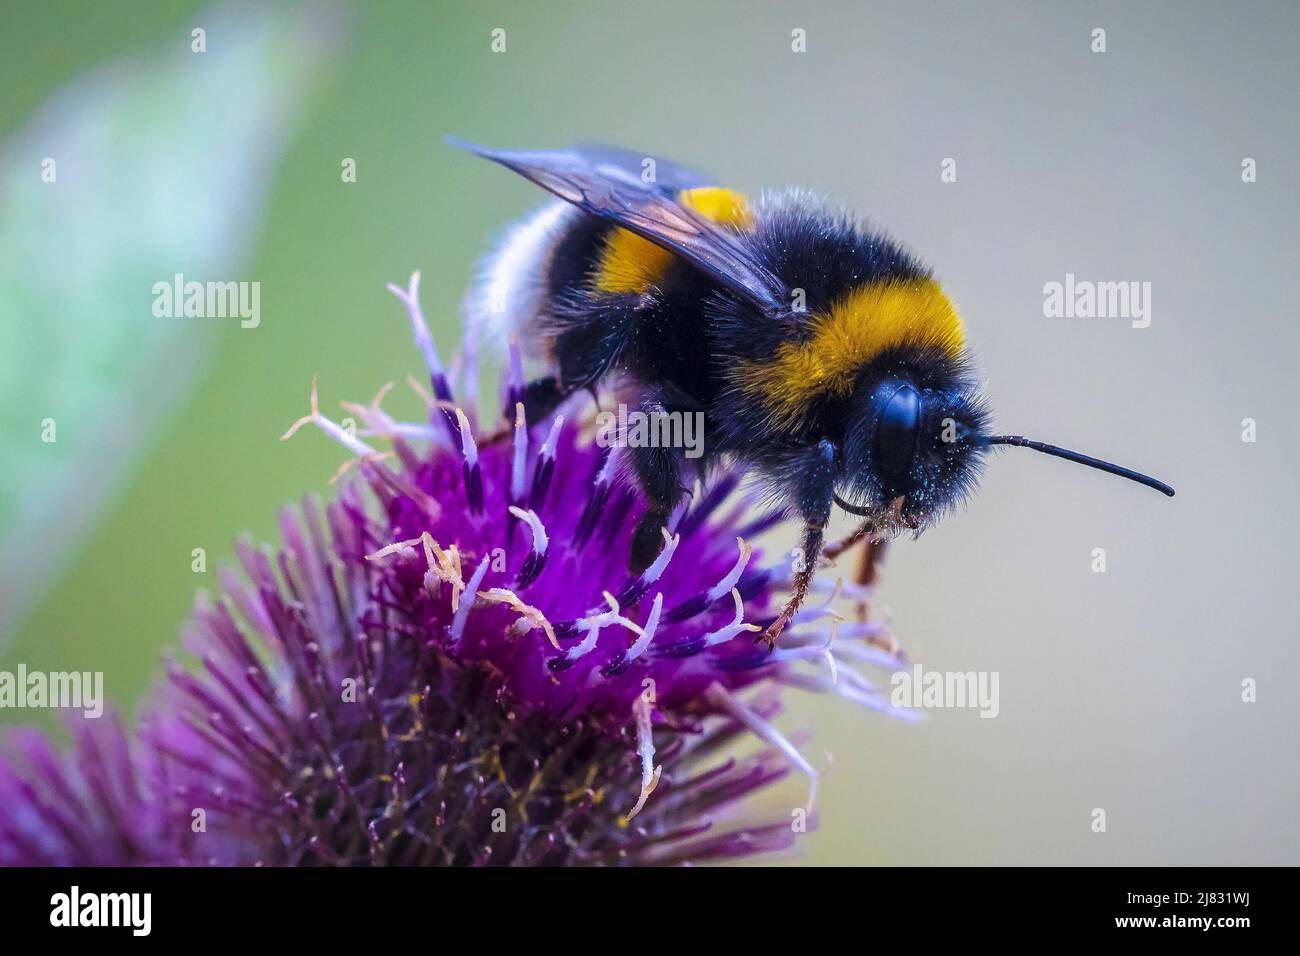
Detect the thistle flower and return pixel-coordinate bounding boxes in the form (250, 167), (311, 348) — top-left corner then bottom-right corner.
(0, 272), (912, 866)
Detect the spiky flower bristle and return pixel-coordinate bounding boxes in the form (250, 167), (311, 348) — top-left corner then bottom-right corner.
(0, 272), (915, 866)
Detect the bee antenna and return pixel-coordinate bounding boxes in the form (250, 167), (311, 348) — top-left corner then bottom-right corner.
(984, 435), (1175, 497)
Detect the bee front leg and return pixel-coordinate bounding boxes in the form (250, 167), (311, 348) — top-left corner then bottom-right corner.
(758, 522), (826, 651)
(758, 439), (837, 651)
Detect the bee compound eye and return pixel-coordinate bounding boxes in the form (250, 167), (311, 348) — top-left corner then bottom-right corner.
(873, 383), (921, 479)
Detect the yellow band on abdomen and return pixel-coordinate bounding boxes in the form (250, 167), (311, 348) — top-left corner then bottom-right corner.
(593, 187), (753, 294)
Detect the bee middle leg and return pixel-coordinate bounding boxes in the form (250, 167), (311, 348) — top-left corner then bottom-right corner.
(627, 437), (689, 575)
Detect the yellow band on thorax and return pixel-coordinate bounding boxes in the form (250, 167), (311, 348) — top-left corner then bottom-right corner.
(735, 279), (965, 424)
(593, 187), (752, 294)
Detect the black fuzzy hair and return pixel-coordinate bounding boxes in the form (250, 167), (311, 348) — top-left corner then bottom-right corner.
(747, 190), (931, 314)
(836, 346), (991, 531)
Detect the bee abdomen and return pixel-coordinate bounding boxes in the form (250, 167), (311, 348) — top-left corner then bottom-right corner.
(468, 199), (590, 357)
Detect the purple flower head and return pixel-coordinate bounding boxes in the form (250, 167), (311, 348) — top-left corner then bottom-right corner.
(1, 272), (913, 866)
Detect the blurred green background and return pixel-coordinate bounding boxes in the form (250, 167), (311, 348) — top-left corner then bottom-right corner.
(3, 0), (1298, 865)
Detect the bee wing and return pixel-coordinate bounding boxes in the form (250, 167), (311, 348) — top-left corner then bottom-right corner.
(447, 137), (789, 313)
(570, 142), (712, 193)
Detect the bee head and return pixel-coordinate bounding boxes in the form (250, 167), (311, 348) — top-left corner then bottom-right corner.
(834, 349), (1174, 533)
(837, 351), (990, 534)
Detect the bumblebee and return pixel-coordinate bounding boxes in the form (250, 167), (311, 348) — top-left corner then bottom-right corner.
(450, 138), (1174, 647)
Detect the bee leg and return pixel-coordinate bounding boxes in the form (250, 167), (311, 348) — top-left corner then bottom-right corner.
(484, 377), (572, 446)
(627, 439), (686, 575)
(854, 534), (888, 590)
(823, 519), (875, 562)
(521, 377), (569, 421)
(825, 524), (890, 629)
(758, 439), (837, 651)
(758, 522), (825, 651)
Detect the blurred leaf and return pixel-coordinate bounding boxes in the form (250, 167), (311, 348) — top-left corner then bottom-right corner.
(0, 2), (340, 638)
